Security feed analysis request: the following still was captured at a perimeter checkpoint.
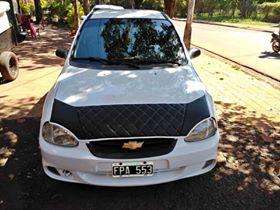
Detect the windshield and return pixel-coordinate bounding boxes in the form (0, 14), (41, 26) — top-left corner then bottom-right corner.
(72, 18), (187, 65)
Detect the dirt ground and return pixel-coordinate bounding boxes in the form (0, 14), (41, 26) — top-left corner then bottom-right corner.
(0, 27), (279, 210)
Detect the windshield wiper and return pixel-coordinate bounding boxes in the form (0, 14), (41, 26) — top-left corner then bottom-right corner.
(71, 56), (140, 69)
(71, 56), (109, 65)
(110, 60), (140, 69)
(147, 60), (184, 66)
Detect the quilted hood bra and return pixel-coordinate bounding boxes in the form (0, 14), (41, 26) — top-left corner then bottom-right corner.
(50, 95), (210, 140)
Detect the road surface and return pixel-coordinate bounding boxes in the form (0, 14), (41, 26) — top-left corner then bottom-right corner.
(174, 21), (280, 81)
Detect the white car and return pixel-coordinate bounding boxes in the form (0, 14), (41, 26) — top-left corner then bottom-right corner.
(92, 4), (124, 11)
(40, 9), (219, 187)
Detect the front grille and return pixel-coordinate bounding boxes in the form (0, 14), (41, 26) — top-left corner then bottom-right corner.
(86, 138), (177, 159)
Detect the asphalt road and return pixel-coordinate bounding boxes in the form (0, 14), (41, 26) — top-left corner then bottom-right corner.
(174, 21), (280, 81)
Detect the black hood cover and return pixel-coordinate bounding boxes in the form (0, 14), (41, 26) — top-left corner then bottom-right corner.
(50, 96), (210, 140)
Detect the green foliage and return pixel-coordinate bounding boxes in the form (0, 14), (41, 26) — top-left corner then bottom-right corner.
(66, 1), (84, 27)
(140, 0), (164, 10)
(175, 0), (187, 17)
(19, 0), (35, 15)
(258, 2), (280, 22)
(43, 0), (84, 27)
(193, 0), (280, 23)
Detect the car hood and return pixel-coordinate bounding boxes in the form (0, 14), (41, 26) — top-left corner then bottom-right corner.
(55, 65), (206, 107)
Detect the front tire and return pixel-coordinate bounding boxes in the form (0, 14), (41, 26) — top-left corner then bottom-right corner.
(0, 51), (19, 82)
(272, 40), (280, 53)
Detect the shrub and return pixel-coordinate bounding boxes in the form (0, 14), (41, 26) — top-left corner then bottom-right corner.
(258, 2), (280, 22)
(66, 1), (84, 27)
(19, 0), (34, 15)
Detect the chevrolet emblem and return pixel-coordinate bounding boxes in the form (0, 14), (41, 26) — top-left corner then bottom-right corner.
(122, 141), (144, 150)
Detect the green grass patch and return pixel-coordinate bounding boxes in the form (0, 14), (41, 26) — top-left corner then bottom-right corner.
(195, 13), (277, 29)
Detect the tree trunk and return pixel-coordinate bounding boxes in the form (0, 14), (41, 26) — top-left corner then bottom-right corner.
(134, 0), (143, 9)
(95, 0), (100, 4)
(82, 0), (90, 14)
(130, 0), (135, 9)
(183, 0), (195, 50)
(72, 0), (79, 30)
(34, 0), (42, 23)
(164, 0), (176, 18)
(239, 0), (252, 18)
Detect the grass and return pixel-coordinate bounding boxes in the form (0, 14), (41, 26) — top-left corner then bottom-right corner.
(195, 13), (278, 30)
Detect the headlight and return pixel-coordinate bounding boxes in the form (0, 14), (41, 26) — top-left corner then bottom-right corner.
(185, 118), (217, 142)
(42, 122), (78, 147)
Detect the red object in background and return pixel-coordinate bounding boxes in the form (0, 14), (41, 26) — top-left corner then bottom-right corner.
(20, 14), (37, 38)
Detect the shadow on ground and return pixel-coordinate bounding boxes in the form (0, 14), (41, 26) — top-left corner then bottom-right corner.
(13, 26), (72, 71)
(259, 51), (280, 59)
(0, 96), (44, 120)
(0, 101), (279, 210)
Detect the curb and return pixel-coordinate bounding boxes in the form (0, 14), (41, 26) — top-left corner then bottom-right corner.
(174, 18), (276, 33)
(191, 43), (280, 83)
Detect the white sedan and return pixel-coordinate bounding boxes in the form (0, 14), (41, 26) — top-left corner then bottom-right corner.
(39, 9), (219, 186)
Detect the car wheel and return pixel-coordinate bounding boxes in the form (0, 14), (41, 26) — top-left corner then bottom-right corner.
(272, 40), (280, 53)
(0, 51), (19, 82)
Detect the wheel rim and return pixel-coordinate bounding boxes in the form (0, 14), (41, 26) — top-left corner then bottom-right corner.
(272, 41), (280, 52)
(9, 57), (18, 77)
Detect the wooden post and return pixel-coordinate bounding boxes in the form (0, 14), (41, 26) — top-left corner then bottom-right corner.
(183, 0), (195, 50)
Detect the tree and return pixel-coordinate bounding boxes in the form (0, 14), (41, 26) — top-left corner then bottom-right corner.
(239, 0), (254, 18)
(164, 0), (176, 18)
(183, 0), (195, 49)
(72, 0), (79, 30)
(134, 0), (144, 9)
(34, 0), (42, 23)
(82, 0), (90, 14)
(130, 0), (135, 9)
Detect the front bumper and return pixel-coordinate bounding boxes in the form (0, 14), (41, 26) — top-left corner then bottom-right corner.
(40, 134), (219, 187)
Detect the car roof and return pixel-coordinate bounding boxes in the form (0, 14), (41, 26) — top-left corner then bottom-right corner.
(93, 4), (124, 10)
(89, 9), (166, 20)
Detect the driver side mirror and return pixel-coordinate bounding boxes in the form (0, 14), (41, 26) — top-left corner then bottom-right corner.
(189, 48), (201, 59)
(55, 49), (68, 59)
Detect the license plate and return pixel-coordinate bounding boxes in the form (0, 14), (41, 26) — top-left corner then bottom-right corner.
(112, 161), (154, 177)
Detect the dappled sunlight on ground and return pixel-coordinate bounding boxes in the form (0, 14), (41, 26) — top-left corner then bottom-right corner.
(0, 97), (40, 120)
(0, 26), (72, 120)
(13, 27), (72, 71)
(215, 101), (279, 194)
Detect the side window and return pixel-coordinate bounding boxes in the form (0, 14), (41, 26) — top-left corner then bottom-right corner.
(74, 20), (100, 58)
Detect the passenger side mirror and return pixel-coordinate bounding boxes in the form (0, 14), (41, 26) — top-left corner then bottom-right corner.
(189, 48), (201, 59)
(81, 15), (87, 20)
(55, 49), (68, 59)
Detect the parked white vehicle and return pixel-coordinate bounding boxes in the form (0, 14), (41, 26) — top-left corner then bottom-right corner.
(0, 1), (19, 81)
(40, 9), (220, 186)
